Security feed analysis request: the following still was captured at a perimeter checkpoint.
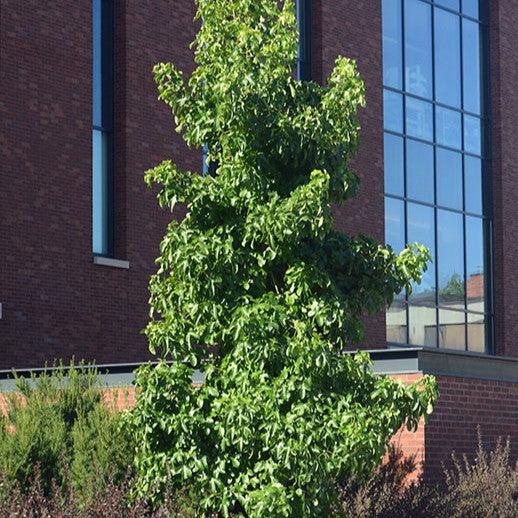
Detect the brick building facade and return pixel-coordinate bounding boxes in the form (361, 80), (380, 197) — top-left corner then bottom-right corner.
(1, 0), (517, 479)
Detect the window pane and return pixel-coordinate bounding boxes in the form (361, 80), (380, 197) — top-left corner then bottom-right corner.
(384, 90), (404, 133)
(407, 203), (435, 301)
(437, 148), (462, 210)
(406, 97), (433, 141)
(385, 197), (405, 252)
(436, 106), (461, 149)
(409, 305), (437, 346)
(93, 0), (102, 127)
(387, 296), (407, 344)
(384, 133), (404, 196)
(462, 0), (480, 20)
(404, 0), (432, 99)
(406, 139), (434, 203)
(463, 19), (482, 114)
(467, 313), (485, 352)
(386, 197), (407, 344)
(439, 309), (465, 350)
(435, 0), (460, 11)
(438, 210), (464, 307)
(382, 0), (403, 89)
(93, 130), (109, 255)
(466, 216), (485, 313)
(434, 8), (461, 108)
(464, 115), (482, 155)
(465, 155), (483, 214)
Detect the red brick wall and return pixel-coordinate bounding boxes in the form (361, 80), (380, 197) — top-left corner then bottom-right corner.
(490, 1), (518, 358)
(312, 0), (386, 349)
(0, 0), (386, 369)
(391, 373), (518, 481)
(0, 0), (197, 368)
(424, 375), (518, 480)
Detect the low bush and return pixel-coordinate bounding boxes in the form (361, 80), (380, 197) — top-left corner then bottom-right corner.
(339, 433), (518, 518)
(0, 362), (132, 505)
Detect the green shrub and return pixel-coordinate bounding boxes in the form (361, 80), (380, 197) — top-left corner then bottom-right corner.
(128, 0), (437, 516)
(0, 362), (132, 504)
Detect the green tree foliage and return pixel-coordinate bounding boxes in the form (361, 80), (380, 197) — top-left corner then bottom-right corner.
(128, 0), (437, 515)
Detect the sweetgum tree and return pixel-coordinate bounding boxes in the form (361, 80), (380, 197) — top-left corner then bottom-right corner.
(128, 0), (437, 515)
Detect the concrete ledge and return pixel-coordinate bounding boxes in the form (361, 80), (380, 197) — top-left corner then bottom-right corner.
(93, 256), (130, 269)
(366, 347), (518, 383)
(2, 348), (518, 391)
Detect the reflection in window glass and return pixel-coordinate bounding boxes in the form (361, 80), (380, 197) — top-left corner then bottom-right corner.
(462, 0), (480, 19)
(436, 106), (462, 149)
(466, 216), (485, 313)
(435, 0), (460, 11)
(384, 90), (404, 133)
(407, 203), (435, 300)
(387, 298), (407, 344)
(406, 139), (434, 203)
(464, 115), (482, 155)
(465, 156), (483, 215)
(93, 130), (109, 255)
(382, 0), (490, 350)
(384, 134), (404, 196)
(404, 0), (432, 98)
(385, 197), (407, 343)
(467, 313), (485, 352)
(439, 309), (465, 350)
(435, 8), (461, 108)
(406, 97), (433, 141)
(385, 198), (405, 253)
(463, 19), (482, 115)
(382, 0), (402, 89)
(438, 210), (464, 307)
(409, 305), (437, 346)
(437, 148), (462, 210)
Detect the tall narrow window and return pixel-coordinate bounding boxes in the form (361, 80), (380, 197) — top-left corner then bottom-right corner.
(297, 0), (311, 81)
(93, 0), (114, 256)
(382, 0), (492, 353)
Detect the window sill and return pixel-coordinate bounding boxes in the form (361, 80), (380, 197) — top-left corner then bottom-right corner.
(93, 256), (130, 269)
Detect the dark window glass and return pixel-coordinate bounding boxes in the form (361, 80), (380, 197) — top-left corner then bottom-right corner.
(462, 18), (482, 115)
(465, 155), (483, 214)
(382, 0), (403, 89)
(407, 203), (435, 300)
(439, 309), (465, 350)
(384, 90), (404, 133)
(409, 304), (437, 346)
(296, 0), (311, 81)
(466, 216), (485, 313)
(464, 115), (482, 155)
(437, 148), (462, 210)
(435, 8), (461, 108)
(406, 97), (433, 141)
(406, 139), (434, 203)
(384, 133), (404, 196)
(385, 197), (405, 253)
(404, 0), (433, 99)
(437, 210), (464, 307)
(436, 106), (462, 149)
(93, 0), (102, 128)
